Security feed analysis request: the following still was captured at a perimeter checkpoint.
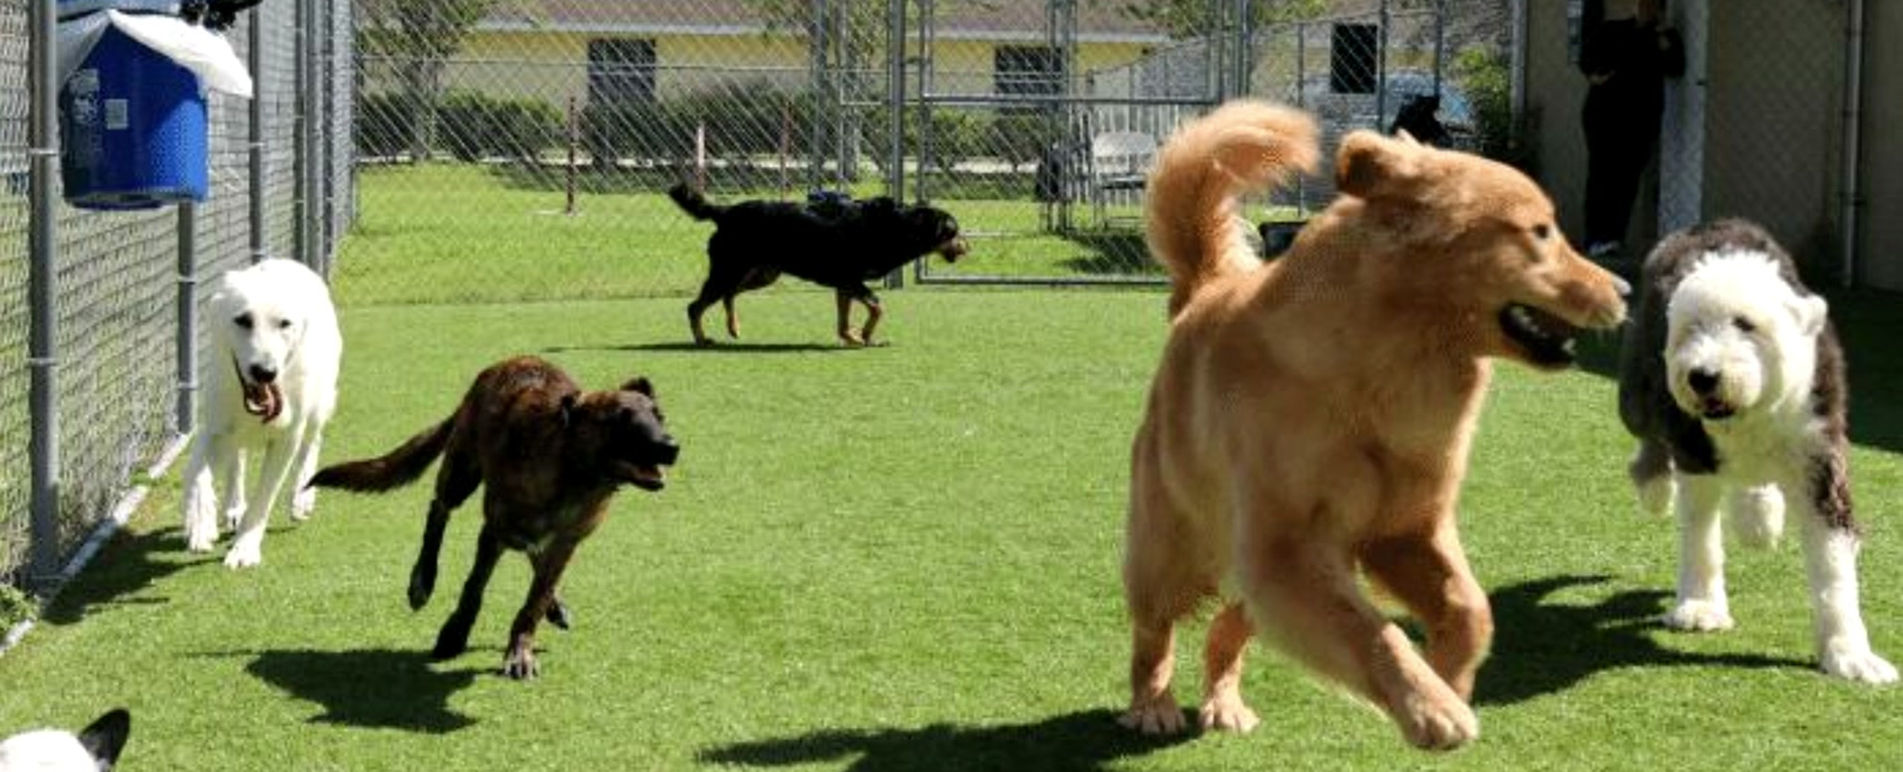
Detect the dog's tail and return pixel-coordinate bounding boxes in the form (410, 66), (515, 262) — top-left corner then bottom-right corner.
(306, 417), (453, 493)
(667, 183), (726, 222)
(1146, 100), (1319, 316)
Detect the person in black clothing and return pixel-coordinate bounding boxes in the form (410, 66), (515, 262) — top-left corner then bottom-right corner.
(1579, 0), (1683, 259)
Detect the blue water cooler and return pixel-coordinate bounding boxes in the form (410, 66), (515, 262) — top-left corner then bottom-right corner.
(58, 0), (209, 210)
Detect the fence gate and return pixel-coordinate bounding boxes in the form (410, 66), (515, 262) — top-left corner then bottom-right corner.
(895, 0), (1236, 286)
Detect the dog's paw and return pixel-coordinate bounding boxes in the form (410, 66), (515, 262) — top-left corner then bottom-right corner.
(1197, 693), (1260, 733)
(183, 522), (218, 553)
(502, 648), (539, 680)
(1395, 692), (1479, 751)
(1661, 600), (1734, 632)
(1118, 696), (1188, 735)
(222, 535), (263, 569)
(407, 565), (436, 611)
(1820, 643), (1899, 684)
(1728, 485), (1785, 549)
(290, 487), (317, 521)
(431, 620), (472, 661)
(1635, 475), (1676, 519)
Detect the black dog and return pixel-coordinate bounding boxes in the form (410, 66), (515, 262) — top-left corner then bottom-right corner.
(666, 184), (968, 346)
(1389, 94), (1451, 147)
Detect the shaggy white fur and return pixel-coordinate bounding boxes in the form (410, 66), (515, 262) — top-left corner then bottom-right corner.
(1656, 248), (1895, 683)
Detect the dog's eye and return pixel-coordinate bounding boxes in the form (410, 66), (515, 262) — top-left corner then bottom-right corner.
(1732, 316), (1757, 334)
(276, 319), (292, 330)
(1530, 223), (1552, 241)
(234, 313), (253, 330)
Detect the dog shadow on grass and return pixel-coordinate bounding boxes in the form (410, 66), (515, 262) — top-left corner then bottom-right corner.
(1474, 574), (1810, 705)
(39, 527), (197, 625)
(545, 341), (846, 355)
(241, 648), (480, 733)
(697, 709), (1193, 772)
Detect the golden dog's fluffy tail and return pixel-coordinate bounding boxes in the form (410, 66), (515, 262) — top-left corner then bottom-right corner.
(1145, 100), (1319, 315)
(306, 417), (453, 493)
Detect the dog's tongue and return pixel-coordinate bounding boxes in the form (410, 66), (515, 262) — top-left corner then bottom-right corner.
(243, 381), (283, 422)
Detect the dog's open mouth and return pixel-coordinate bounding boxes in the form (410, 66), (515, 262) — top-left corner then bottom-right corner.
(1498, 303), (1583, 367)
(1699, 398), (1736, 421)
(937, 237), (969, 263)
(233, 360), (283, 423)
(616, 462), (668, 492)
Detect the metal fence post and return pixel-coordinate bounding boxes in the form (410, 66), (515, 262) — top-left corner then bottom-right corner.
(176, 204), (197, 436)
(885, 0), (905, 289)
(808, 0), (828, 192)
(26, 0), (59, 590)
(1433, 0), (1446, 95)
(292, 0), (308, 270)
(249, 16), (267, 264)
(1234, 0), (1252, 97)
(301, 0), (323, 275)
(1376, 0), (1390, 132)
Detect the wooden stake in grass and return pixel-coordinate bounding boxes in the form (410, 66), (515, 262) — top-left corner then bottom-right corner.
(564, 95), (577, 216)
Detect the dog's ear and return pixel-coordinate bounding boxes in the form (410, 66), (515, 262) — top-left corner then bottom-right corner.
(620, 376), (654, 398)
(1788, 293), (1829, 338)
(1336, 130), (1424, 201)
(77, 708), (131, 769)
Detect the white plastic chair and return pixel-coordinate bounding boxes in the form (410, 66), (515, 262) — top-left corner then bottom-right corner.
(1089, 130), (1155, 226)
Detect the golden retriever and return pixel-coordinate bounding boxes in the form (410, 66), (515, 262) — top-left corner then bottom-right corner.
(1119, 100), (1630, 750)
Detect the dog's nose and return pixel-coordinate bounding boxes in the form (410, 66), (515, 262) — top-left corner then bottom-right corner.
(657, 438), (680, 466)
(1687, 368), (1719, 396)
(248, 364), (278, 384)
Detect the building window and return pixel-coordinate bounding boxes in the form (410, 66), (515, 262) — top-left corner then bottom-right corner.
(588, 38), (656, 106)
(995, 45), (1063, 102)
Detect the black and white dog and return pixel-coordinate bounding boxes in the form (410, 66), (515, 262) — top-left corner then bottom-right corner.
(0, 708), (129, 771)
(1618, 219), (1894, 683)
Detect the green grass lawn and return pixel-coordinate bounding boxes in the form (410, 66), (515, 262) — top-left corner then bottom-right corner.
(332, 164), (1165, 304)
(3, 164), (1903, 770)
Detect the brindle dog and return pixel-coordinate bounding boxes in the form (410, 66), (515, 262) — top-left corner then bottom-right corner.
(309, 356), (680, 679)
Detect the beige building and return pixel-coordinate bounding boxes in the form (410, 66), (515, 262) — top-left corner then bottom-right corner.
(435, 1), (1167, 105)
(1518, 0), (1900, 290)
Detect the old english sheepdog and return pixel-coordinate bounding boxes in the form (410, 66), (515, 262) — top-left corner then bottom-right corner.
(1617, 219), (1894, 683)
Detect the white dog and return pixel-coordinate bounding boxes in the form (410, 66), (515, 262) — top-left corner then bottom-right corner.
(182, 258), (341, 569)
(1617, 219), (1895, 683)
(0, 708), (129, 771)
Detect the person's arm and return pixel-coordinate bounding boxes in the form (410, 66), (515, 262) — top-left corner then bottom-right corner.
(1578, 0), (1614, 81)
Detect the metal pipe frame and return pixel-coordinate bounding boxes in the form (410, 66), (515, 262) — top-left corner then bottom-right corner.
(248, 14), (267, 264)
(292, 0), (310, 269)
(915, 93), (1218, 108)
(884, 0), (905, 289)
(26, 0), (59, 589)
(176, 204), (197, 436)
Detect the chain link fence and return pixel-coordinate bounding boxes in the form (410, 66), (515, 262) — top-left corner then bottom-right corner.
(0, 0), (354, 597)
(349, 0), (1512, 288)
